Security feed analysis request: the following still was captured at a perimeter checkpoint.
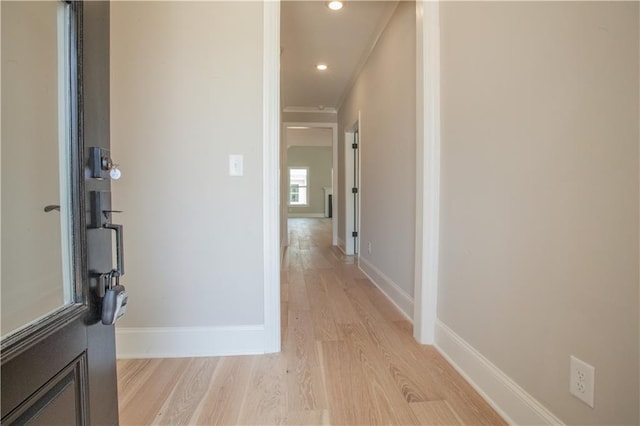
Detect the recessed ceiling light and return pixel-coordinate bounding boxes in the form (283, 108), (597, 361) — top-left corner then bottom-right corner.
(327, 1), (343, 11)
(316, 64), (328, 71)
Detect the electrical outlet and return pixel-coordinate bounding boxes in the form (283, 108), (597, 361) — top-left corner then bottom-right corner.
(570, 355), (595, 408)
(367, 242), (372, 254)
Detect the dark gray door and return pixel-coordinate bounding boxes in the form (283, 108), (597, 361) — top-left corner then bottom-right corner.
(1, 2), (119, 424)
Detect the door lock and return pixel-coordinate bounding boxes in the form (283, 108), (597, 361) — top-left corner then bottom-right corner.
(89, 147), (121, 180)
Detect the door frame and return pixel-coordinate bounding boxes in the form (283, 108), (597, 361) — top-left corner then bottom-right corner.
(262, 0), (281, 353)
(413, 0), (441, 344)
(262, 0), (442, 350)
(343, 115), (361, 256)
(282, 122), (338, 248)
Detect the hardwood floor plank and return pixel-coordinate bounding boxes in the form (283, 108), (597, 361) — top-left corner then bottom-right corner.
(305, 272), (340, 342)
(299, 239), (312, 250)
(281, 301), (289, 346)
(340, 323), (420, 425)
(285, 310), (327, 411)
(319, 271), (360, 325)
(119, 358), (190, 426)
(285, 249), (304, 272)
(236, 353), (288, 425)
(284, 409), (330, 426)
(117, 358), (158, 409)
(320, 340), (381, 425)
(193, 356), (254, 425)
(281, 271), (290, 303)
(152, 357), (219, 425)
(409, 400), (463, 425)
(288, 277), (311, 311)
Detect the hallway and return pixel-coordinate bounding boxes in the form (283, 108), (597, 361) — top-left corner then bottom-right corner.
(117, 219), (505, 425)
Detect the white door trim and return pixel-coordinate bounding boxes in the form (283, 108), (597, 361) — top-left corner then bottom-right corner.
(344, 130), (355, 255)
(282, 122), (339, 247)
(264, 0), (442, 350)
(263, 0), (281, 353)
(413, 0), (441, 344)
(343, 114), (361, 256)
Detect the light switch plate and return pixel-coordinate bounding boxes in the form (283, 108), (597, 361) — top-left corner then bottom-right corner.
(229, 154), (243, 177)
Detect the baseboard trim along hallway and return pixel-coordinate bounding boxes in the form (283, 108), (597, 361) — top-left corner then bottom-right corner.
(115, 325), (265, 359)
(358, 256), (414, 321)
(435, 320), (564, 425)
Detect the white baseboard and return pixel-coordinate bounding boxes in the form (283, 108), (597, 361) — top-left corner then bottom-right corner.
(434, 320), (564, 425)
(337, 237), (346, 254)
(115, 325), (265, 359)
(288, 213), (326, 218)
(357, 256), (414, 321)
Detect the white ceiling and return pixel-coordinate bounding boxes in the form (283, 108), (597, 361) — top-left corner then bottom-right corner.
(281, 0), (398, 111)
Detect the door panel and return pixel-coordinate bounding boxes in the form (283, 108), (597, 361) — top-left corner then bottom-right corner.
(26, 372), (80, 426)
(5, 352), (88, 425)
(1, 319), (87, 420)
(1, 1), (120, 425)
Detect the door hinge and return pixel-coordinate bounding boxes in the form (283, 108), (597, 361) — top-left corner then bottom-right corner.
(352, 187), (358, 194)
(352, 231), (358, 237)
(352, 143), (358, 149)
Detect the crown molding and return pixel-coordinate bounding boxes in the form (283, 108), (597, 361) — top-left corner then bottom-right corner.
(282, 106), (338, 114)
(335, 1), (400, 111)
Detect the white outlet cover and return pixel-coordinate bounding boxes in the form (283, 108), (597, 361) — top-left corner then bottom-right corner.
(570, 355), (595, 408)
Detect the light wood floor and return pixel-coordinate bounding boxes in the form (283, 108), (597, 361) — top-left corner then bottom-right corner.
(117, 218), (506, 425)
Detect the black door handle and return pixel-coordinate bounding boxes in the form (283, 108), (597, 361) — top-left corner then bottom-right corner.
(104, 223), (124, 276)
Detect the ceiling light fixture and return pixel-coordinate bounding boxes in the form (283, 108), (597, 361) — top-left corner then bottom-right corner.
(316, 64), (328, 71)
(327, 1), (343, 11)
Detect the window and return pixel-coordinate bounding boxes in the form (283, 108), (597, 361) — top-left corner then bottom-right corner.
(289, 168), (308, 205)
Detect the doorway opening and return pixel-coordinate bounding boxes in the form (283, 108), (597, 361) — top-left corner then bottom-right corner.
(281, 123), (338, 252)
(275, 0), (441, 348)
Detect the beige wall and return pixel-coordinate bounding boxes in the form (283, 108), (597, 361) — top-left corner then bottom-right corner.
(338, 1), (416, 297)
(287, 146), (332, 216)
(286, 128), (332, 148)
(1, 1), (66, 336)
(438, 2), (639, 424)
(111, 1), (265, 328)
